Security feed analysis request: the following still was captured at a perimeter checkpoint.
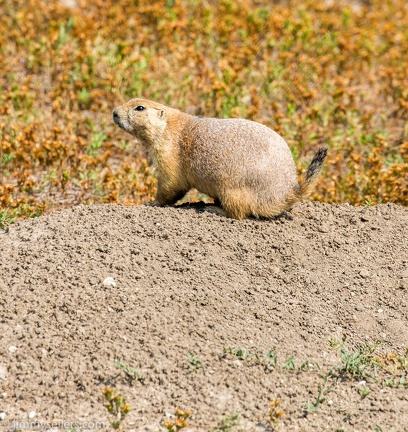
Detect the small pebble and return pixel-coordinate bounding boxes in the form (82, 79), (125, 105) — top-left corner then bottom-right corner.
(359, 269), (371, 278)
(0, 413), (6, 420)
(28, 411), (36, 419)
(8, 346), (17, 353)
(103, 277), (116, 287)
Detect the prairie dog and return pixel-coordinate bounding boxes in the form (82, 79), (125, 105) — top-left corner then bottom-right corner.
(112, 98), (327, 219)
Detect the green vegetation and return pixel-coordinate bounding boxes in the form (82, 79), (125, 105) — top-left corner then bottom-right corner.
(100, 341), (406, 429)
(187, 352), (204, 371)
(114, 360), (146, 385)
(305, 373), (333, 414)
(211, 414), (241, 432)
(336, 340), (382, 379)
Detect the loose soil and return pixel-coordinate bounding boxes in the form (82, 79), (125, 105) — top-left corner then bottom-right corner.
(0, 202), (407, 432)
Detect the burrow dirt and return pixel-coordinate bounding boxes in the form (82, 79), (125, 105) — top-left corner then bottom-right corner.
(0, 202), (407, 431)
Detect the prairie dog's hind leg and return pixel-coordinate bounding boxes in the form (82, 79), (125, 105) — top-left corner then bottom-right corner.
(220, 189), (253, 220)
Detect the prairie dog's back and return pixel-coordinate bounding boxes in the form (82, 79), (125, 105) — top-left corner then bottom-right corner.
(182, 117), (298, 202)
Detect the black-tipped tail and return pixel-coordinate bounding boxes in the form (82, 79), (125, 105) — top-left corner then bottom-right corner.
(298, 147), (328, 199)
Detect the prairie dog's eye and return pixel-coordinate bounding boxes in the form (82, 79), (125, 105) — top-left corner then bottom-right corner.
(135, 105), (145, 111)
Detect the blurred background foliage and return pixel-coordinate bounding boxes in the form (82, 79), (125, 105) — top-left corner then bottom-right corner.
(0, 0), (407, 225)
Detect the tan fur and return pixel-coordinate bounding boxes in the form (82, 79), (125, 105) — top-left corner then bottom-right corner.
(113, 98), (327, 220)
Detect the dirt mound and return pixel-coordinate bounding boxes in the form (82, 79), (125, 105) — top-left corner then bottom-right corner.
(0, 202), (407, 431)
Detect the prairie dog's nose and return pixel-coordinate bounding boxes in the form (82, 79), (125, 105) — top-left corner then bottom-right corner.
(112, 108), (119, 124)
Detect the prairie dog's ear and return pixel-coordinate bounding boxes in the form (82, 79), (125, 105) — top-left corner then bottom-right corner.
(159, 109), (165, 118)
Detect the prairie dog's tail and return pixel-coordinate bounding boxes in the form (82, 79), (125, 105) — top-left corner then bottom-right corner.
(296, 147), (328, 199)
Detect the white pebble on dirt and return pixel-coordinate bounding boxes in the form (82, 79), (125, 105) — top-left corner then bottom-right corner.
(103, 277), (116, 287)
(359, 268), (371, 278)
(28, 411), (36, 419)
(0, 413), (6, 420)
(7, 346), (17, 353)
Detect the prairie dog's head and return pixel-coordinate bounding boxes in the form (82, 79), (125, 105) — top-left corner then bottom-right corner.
(112, 98), (168, 140)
